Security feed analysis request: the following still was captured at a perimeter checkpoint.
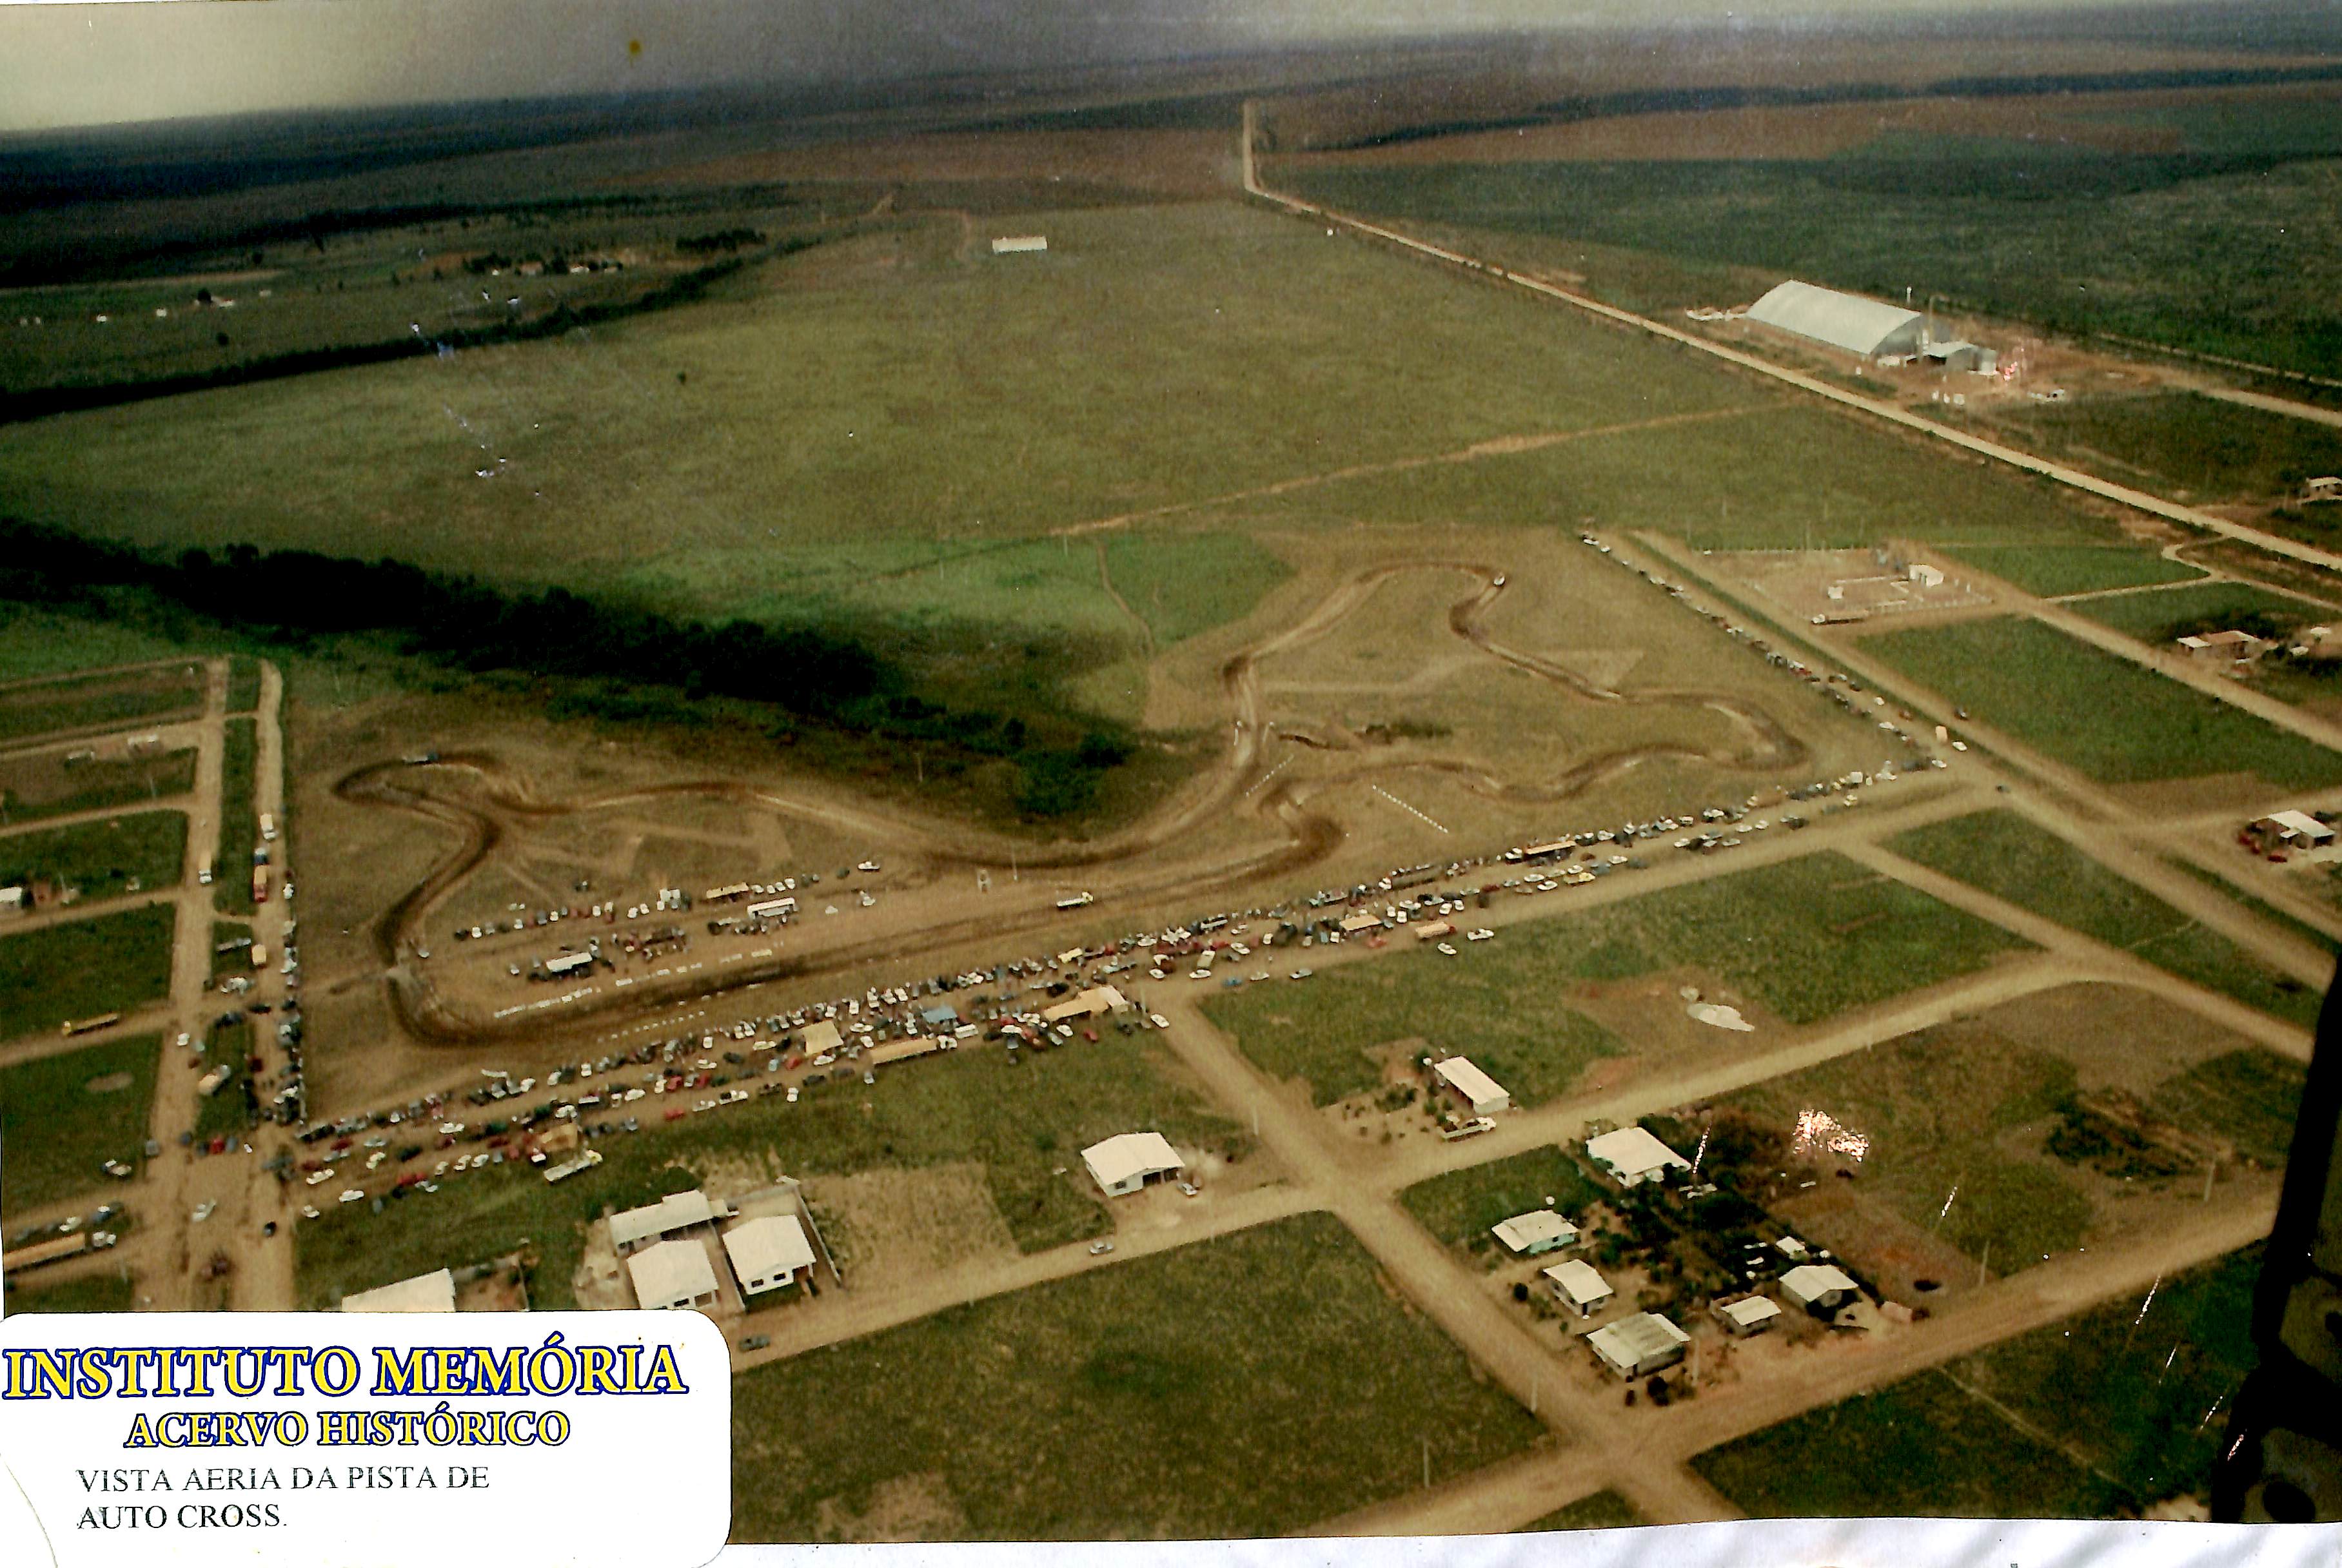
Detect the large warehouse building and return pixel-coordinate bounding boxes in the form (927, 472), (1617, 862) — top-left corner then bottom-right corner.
(1746, 280), (1927, 359)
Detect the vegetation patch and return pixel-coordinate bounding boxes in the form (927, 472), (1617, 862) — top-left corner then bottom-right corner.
(0, 903), (176, 1042)
(0, 663), (203, 745)
(729, 1213), (1547, 1540)
(1936, 544), (2204, 598)
(2147, 1050), (2307, 1168)
(225, 654), (262, 715)
(214, 716), (258, 915)
(3, 1271), (134, 1315)
(0, 1032), (160, 1218)
(0, 810), (186, 903)
(1399, 1146), (1609, 1253)
(2066, 580), (2327, 643)
(1976, 391), (2342, 504)
(1520, 1490), (1648, 1532)
(0, 745), (195, 825)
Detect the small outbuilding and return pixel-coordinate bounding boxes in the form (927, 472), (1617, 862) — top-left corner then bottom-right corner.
(1490, 1210), (1579, 1256)
(1432, 1055), (1511, 1117)
(629, 1239), (721, 1312)
(990, 235), (1048, 255)
(1586, 1312), (1690, 1379)
(2252, 810), (2335, 851)
(1585, 1126), (1693, 1188)
(1082, 1132), (1184, 1197)
(1780, 1262), (1862, 1315)
(723, 1216), (816, 1297)
(340, 1268), (457, 1313)
(1543, 1258), (1615, 1318)
(1907, 563), (1945, 589)
(609, 1190), (718, 1255)
(1713, 1295), (1783, 1337)
(2176, 629), (2267, 662)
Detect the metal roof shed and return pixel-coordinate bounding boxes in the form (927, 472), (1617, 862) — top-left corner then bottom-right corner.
(1746, 280), (1926, 358)
(1491, 1210), (1579, 1255)
(1082, 1132), (1183, 1197)
(1586, 1313), (1690, 1378)
(1543, 1258), (1615, 1316)
(1433, 1055), (1511, 1115)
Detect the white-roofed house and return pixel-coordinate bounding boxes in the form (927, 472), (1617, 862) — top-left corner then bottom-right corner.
(1490, 1210), (1579, 1256)
(1713, 1295), (1783, 1337)
(1585, 1126), (1692, 1188)
(340, 1268), (456, 1313)
(1082, 1132), (1184, 1197)
(1542, 1258), (1615, 1318)
(1432, 1055), (1510, 1117)
(1586, 1312), (1690, 1379)
(1780, 1262), (1862, 1315)
(609, 1189), (718, 1255)
(628, 1238), (721, 1312)
(723, 1215), (816, 1298)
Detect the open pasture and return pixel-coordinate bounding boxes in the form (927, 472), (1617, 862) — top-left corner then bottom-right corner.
(0, 809), (186, 904)
(1976, 391), (2342, 505)
(0, 745), (194, 825)
(0, 903), (176, 1043)
(0, 663), (204, 744)
(2068, 580), (2329, 642)
(0, 1032), (160, 1219)
(1935, 544), (2203, 598)
(727, 1212), (1548, 1540)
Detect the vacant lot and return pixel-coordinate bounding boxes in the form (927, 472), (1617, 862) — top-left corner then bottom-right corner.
(2068, 580), (2328, 643)
(0, 746), (195, 825)
(1522, 1490), (1646, 1531)
(298, 1034), (1242, 1306)
(0, 664), (204, 744)
(0, 810), (186, 903)
(214, 717), (257, 915)
(1980, 391), (2342, 504)
(0, 903), (176, 1042)
(1205, 852), (2027, 1104)
(729, 1213), (1548, 1540)
(1399, 1145), (1609, 1255)
(3, 1271), (134, 1315)
(1888, 810), (2324, 1028)
(1936, 544), (2204, 598)
(1693, 1246), (2258, 1516)
(1862, 617), (2342, 791)
(0, 1032), (160, 1218)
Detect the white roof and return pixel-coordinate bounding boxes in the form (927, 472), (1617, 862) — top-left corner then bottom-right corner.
(340, 1268), (456, 1313)
(2263, 810), (2332, 839)
(1746, 280), (1925, 357)
(1491, 1210), (1578, 1251)
(1542, 1258), (1614, 1306)
(1082, 1132), (1183, 1188)
(1773, 1236), (1810, 1260)
(1587, 1312), (1690, 1371)
(610, 1190), (715, 1250)
(1718, 1295), (1782, 1328)
(801, 1019), (843, 1054)
(628, 1239), (718, 1308)
(1586, 1126), (1693, 1183)
(723, 1215), (815, 1282)
(1780, 1262), (1860, 1301)
(1041, 986), (1130, 1023)
(1433, 1056), (1508, 1104)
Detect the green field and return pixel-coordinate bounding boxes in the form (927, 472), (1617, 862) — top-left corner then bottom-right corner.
(1522, 1490), (1647, 1531)
(1399, 1145), (1609, 1255)
(728, 1212), (1548, 1540)
(1936, 544), (2205, 598)
(3, 1271), (134, 1315)
(224, 655), (262, 716)
(298, 1033), (1242, 1307)
(0, 664), (204, 744)
(1862, 616), (2342, 790)
(210, 920), (256, 982)
(1888, 810), (2325, 1029)
(0, 746), (195, 825)
(1204, 852), (2028, 1104)
(193, 1017), (255, 1146)
(1979, 391), (2342, 504)
(0, 810), (186, 903)
(214, 716), (257, 916)
(0, 612), (198, 683)
(1693, 1246), (2259, 1516)
(0, 903), (176, 1043)
(2067, 579), (2327, 642)
(2147, 1050), (2308, 1169)
(0, 1032), (160, 1217)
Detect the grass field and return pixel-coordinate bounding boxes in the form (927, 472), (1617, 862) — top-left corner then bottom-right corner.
(193, 1017), (255, 1146)
(0, 1032), (159, 1218)
(1887, 810), (2325, 1030)
(0, 664), (204, 745)
(214, 716), (257, 916)
(3, 1271), (134, 1315)
(1692, 1246), (2258, 1516)
(0, 746), (195, 825)
(297, 1034), (1241, 1306)
(2148, 1050), (2307, 1168)
(1978, 391), (2342, 504)
(728, 1212), (1548, 1540)
(1204, 852), (2027, 1104)
(1862, 617), (2342, 790)
(210, 920), (255, 982)
(2067, 579), (2327, 642)
(1522, 1490), (1646, 1531)
(0, 903), (176, 1043)
(0, 614), (199, 683)
(225, 655), (261, 716)
(0, 810), (185, 904)
(1399, 1146), (1609, 1255)
(1936, 544), (2205, 598)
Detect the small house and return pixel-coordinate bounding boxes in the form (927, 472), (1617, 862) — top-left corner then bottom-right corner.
(1780, 1262), (1862, 1315)
(2176, 629), (2267, 662)
(628, 1239), (721, 1312)
(2251, 810), (2335, 852)
(1543, 1258), (1615, 1318)
(610, 1190), (718, 1255)
(723, 1216), (816, 1297)
(1713, 1295), (1782, 1337)
(1586, 1313), (1690, 1379)
(1490, 1210), (1579, 1256)
(1585, 1126), (1693, 1188)
(1082, 1132), (1183, 1197)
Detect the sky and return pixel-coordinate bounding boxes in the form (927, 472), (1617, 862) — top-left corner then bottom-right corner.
(0, 0), (2249, 134)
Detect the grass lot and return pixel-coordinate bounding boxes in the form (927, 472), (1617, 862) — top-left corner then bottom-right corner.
(1205, 852), (2027, 1105)
(728, 1212), (1548, 1540)
(297, 1034), (1241, 1307)
(210, 920), (255, 982)
(225, 655), (261, 716)
(1521, 1490), (1648, 1531)
(1887, 810), (2325, 1030)
(0, 904), (176, 1042)
(2149, 1050), (2307, 1168)
(0, 1032), (159, 1218)
(0, 810), (185, 903)
(1937, 544), (2205, 598)
(3, 1271), (134, 1315)
(2067, 580), (2328, 640)
(0, 613), (197, 683)
(214, 717), (257, 916)
(0, 746), (195, 825)
(1862, 617), (2342, 791)
(0, 664), (204, 745)
(1693, 1246), (2258, 1516)
(1979, 391), (2342, 504)
(193, 1018), (255, 1146)
(1399, 1146), (1609, 1255)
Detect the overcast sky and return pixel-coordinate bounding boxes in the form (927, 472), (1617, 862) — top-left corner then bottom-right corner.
(0, 1), (2235, 134)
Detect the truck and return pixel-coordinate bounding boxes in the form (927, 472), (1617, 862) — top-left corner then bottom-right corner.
(252, 866), (270, 905)
(1055, 892), (1094, 910)
(198, 858), (213, 887)
(541, 1148), (603, 1184)
(260, 813), (277, 841)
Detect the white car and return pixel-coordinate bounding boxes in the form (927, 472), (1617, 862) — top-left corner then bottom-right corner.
(339, 1190), (366, 1204)
(1149, 1014), (1169, 1029)
(1288, 968), (1314, 980)
(1466, 928), (1494, 942)
(300, 1205), (321, 1219)
(1436, 942), (1459, 957)
(437, 1122), (464, 1135)
(305, 1168), (334, 1186)
(190, 1201), (218, 1222)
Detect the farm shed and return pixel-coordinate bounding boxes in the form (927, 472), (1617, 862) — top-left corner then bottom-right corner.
(1543, 1258), (1615, 1317)
(1586, 1126), (1692, 1188)
(2177, 629), (2266, 662)
(1432, 1055), (1510, 1116)
(1082, 1132), (1184, 1197)
(723, 1216), (816, 1297)
(1920, 340), (1995, 373)
(629, 1239), (721, 1312)
(2252, 810), (2334, 850)
(1586, 1313), (1690, 1379)
(1745, 280), (1925, 358)
(1491, 1210), (1579, 1256)
(1780, 1262), (1862, 1315)
(1907, 564), (1945, 589)
(609, 1190), (718, 1255)
(340, 1268), (456, 1313)
(1713, 1295), (1782, 1337)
